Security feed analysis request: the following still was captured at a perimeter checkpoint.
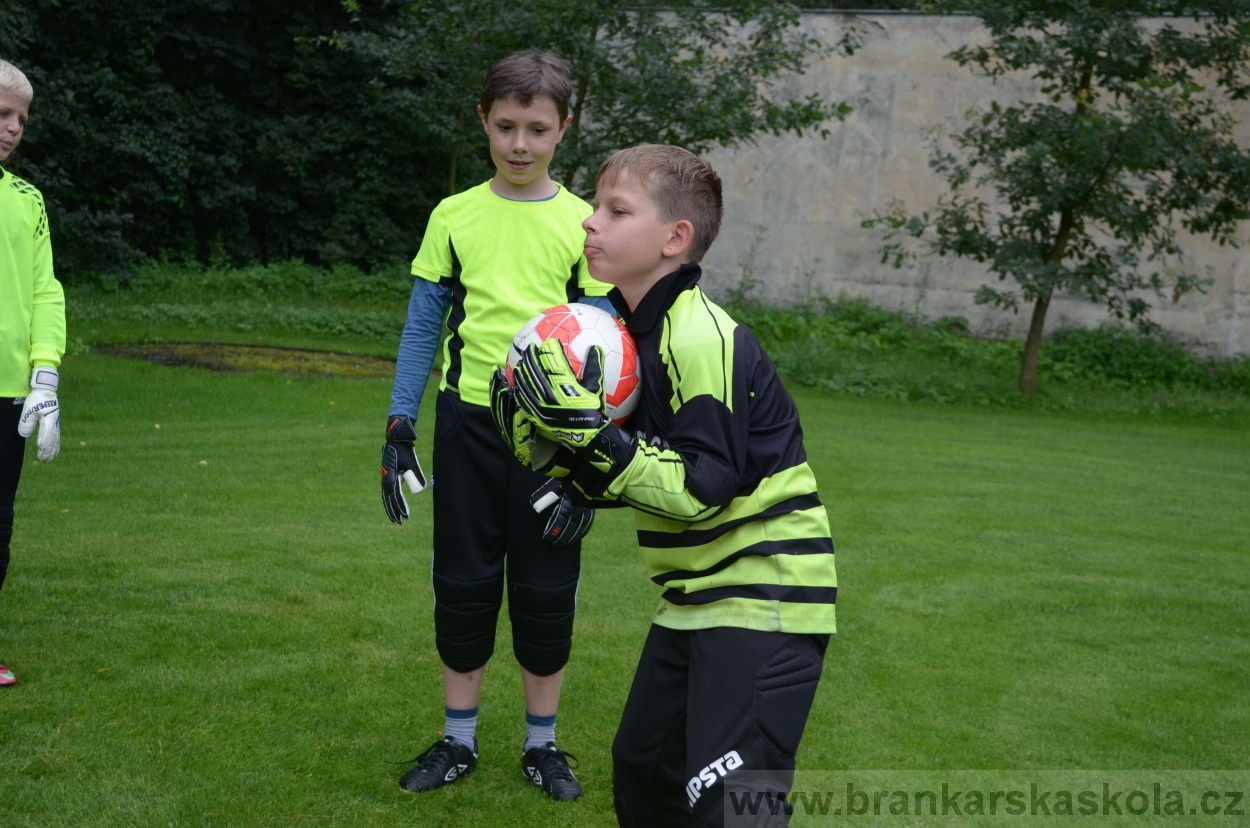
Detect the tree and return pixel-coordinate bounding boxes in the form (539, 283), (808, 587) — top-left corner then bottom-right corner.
(865, 0), (1250, 393)
(0, 0), (35, 57)
(335, 0), (858, 197)
(13, 0), (429, 279)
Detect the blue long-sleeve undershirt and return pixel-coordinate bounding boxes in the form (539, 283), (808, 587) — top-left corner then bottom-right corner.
(389, 277), (451, 425)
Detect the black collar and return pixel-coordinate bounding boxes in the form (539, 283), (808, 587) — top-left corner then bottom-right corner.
(610, 263), (703, 335)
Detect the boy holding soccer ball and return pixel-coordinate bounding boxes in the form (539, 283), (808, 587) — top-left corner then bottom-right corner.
(0, 59), (65, 688)
(381, 50), (610, 800)
(495, 145), (837, 826)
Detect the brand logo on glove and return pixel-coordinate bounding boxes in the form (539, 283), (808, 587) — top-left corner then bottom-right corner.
(553, 429), (586, 444)
(25, 400), (57, 417)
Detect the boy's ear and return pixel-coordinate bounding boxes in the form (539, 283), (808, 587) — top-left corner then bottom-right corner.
(477, 104), (489, 130)
(662, 220), (695, 261)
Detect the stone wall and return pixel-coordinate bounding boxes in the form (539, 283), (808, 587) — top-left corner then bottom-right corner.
(699, 13), (1250, 356)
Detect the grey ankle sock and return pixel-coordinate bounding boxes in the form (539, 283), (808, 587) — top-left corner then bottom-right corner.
(444, 706), (478, 748)
(524, 712), (556, 752)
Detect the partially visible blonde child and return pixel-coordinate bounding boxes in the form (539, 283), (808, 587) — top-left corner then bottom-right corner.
(0, 58), (66, 688)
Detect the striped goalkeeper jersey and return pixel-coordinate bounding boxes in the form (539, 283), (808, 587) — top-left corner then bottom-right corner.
(605, 264), (837, 634)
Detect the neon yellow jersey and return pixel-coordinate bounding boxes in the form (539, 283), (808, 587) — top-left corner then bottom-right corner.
(411, 181), (607, 407)
(0, 167), (64, 397)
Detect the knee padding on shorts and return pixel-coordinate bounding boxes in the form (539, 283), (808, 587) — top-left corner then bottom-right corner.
(433, 570), (504, 673)
(508, 576), (578, 676)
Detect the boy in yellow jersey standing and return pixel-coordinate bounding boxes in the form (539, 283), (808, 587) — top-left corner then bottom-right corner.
(497, 145), (837, 826)
(381, 50), (610, 800)
(0, 58), (66, 689)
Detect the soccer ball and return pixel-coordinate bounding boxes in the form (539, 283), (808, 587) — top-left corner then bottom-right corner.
(507, 303), (641, 424)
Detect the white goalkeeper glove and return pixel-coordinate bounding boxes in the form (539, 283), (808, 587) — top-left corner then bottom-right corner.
(18, 367), (60, 462)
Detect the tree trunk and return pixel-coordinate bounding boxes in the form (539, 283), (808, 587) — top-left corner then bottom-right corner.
(447, 146), (459, 198)
(1019, 291), (1051, 395)
(1016, 63), (1093, 396)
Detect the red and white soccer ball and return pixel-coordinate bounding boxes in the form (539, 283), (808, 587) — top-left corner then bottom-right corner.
(507, 303), (641, 425)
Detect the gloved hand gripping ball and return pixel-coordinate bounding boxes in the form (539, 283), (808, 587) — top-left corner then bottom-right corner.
(510, 340), (610, 449)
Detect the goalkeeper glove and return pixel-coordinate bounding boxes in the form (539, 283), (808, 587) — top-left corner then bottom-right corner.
(381, 414), (427, 524)
(563, 422), (640, 500)
(491, 364), (581, 477)
(18, 367), (60, 462)
(529, 479), (595, 549)
(511, 341), (640, 496)
(490, 365), (537, 467)
(510, 340), (609, 449)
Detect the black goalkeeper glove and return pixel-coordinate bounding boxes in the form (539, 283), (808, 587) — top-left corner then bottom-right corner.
(381, 414), (428, 525)
(530, 479), (595, 548)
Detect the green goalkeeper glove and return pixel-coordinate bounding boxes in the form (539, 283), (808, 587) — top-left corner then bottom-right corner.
(490, 365), (534, 466)
(490, 364), (585, 477)
(510, 340), (609, 450)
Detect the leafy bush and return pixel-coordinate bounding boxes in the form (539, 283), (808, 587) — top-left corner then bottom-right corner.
(724, 296), (1250, 416)
(1042, 325), (1250, 395)
(99, 259), (414, 304)
(727, 296), (1021, 396)
(70, 300), (405, 341)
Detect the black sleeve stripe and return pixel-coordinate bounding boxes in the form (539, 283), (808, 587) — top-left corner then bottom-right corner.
(661, 584), (837, 607)
(651, 535), (835, 585)
(636, 493), (824, 549)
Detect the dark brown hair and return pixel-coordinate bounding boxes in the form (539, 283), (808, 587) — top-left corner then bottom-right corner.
(596, 145), (724, 264)
(479, 51), (572, 122)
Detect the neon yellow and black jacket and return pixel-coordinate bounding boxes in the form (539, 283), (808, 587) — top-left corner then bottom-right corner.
(604, 263), (837, 634)
(0, 167), (64, 398)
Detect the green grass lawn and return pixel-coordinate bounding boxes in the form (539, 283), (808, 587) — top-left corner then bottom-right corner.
(1, 349), (1247, 826)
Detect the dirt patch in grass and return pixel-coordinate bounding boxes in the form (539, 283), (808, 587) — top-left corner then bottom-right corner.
(99, 343), (396, 379)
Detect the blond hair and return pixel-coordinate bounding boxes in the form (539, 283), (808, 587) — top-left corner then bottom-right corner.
(0, 59), (34, 104)
(595, 145), (723, 263)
